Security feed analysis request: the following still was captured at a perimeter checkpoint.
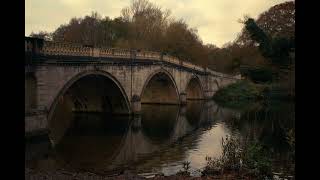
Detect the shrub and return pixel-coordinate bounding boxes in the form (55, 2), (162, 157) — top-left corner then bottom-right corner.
(202, 136), (273, 178)
(242, 142), (272, 178)
(202, 135), (243, 176)
(177, 161), (191, 176)
(213, 80), (262, 108)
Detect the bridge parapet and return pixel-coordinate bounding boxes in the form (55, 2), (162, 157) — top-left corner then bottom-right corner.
(182, 61), (204, 72)
(163, 55), (180, 65)
(113, 48), (131, 57)
(136, 51), (161, 60)
(42, 41), (92, 56)
(30, 38), (206, 72)
(26, 37), (236, 77)
(205, 68), (242, 80)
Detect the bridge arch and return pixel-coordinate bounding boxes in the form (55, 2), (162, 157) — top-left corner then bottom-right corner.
(185, 75), (204, 100)
(47, 70), (131, 144)
(140, 69), (180, 104)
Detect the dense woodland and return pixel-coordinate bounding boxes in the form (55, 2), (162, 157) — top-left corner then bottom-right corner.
(30, 0), (295, 97)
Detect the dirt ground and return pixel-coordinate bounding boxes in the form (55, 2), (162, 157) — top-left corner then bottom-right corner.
(25, 168), (258, 180)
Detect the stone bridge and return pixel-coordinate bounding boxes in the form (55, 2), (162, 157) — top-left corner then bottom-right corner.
(25, 37), (241, 139)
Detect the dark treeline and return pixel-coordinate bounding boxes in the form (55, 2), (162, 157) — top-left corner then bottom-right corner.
(30, 0), (295, 80)
(30, 0), (208, 68)
(239, 1), (295, 98)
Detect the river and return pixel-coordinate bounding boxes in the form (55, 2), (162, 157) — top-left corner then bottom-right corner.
(25, 100), (295, 177)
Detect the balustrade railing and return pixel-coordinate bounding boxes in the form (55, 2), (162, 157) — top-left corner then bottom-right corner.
(26, 38), (239, 78)
(38, 41), (206, 71)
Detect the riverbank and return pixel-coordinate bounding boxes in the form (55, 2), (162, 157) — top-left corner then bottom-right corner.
(211, 80), (295, 179)
(25, 168), (212, 179)
(213, 80), (294, 109)
(26, 168), (293, 180)
(25, 168), (255, 180)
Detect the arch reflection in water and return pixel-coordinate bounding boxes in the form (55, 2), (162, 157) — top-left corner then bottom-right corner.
(51, 101), (214, 172)
(109, 104), (191, 167)
(49, 74), (130, 145)
(140, 104), (179, 143)
(186, 100), (204, 126)
(54, 113), (130, 171)
(105, 101), (223, 171)
(26, 100), (246, 175)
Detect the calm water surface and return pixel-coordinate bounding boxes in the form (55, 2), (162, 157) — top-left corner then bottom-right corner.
(25, 100), (294, 176)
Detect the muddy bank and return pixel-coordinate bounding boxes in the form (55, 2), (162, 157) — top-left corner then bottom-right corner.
(25, 168), (258, 180)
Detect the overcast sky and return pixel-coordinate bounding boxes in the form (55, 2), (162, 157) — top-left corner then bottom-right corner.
(25, 0), (291, 47)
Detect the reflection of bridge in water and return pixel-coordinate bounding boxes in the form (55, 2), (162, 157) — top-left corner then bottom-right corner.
(30, 100), (241, 173)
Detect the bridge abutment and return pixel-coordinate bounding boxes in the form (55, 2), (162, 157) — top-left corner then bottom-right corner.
(180, 93), (187, 105)
(180, 105), (187, 115)
(25, 109), (50, 140)
(203, 90), (215, 99)
(131, 114), (142, 131)
(131, 95), (141, 114)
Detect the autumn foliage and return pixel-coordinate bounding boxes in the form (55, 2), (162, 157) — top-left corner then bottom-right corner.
(30, 0), (295, 77)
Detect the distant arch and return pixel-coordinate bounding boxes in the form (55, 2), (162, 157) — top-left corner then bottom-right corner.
(140, 69), (180, 104)
(185, 75), (204, 100)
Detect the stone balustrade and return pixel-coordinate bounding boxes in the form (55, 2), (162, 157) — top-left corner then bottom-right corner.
(204, 68), (241, 80)
(42, 41), (92, 56)
(26, 38), (239, 79)
(37, 40), (207, 72)
(99, 48), (113, 56)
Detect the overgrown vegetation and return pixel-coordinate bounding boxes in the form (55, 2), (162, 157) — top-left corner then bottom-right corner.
(206, 100), (295, 178)
(202, 136), (243, 175)
(177, 161), (191, 176)
(213, 80), (265, 108)
(202, 136), (275, 179)
(236, 2), (295, 100)
(213, 80), (294, 110)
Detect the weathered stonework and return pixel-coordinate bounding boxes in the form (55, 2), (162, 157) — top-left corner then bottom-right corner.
(180, 93), (187, 105)
(131, 95), (141, 114)
(25, 37), (241, 138)
(25, 112), (48, 137)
